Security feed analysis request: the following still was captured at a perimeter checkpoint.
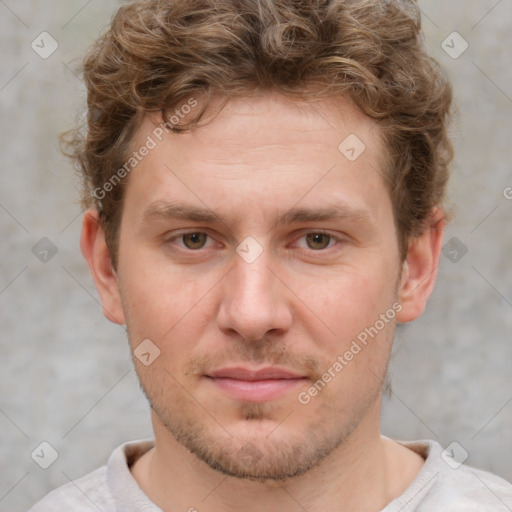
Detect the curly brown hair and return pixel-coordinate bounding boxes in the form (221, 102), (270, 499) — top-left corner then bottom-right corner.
(64, 0), (454, 268)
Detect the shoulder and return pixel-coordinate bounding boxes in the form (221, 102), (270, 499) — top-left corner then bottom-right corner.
(385, 439), (512, 511)
(28, 439), (156, 512)
(28, 465), (113, 511)
(435, 461), (512, 510)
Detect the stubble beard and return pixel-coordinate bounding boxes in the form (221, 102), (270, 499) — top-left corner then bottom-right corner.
(127, 286), (399, 482)
(137, 369), (383, 482)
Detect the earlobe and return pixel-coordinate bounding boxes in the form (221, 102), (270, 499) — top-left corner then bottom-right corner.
(80, 209), (126, 325)
(396, 209), (445, 323)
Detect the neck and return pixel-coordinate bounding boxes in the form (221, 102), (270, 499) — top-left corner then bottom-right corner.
(131, 401), (424, 512)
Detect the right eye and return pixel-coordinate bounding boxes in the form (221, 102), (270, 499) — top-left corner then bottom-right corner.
(167, 231), (213, 251)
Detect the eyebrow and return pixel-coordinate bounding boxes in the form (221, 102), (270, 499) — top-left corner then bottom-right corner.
(141, 200), (374, 227)
(276, 205), (373, 226)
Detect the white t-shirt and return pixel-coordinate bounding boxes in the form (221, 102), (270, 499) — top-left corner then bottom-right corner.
(28, 438), (512, 511)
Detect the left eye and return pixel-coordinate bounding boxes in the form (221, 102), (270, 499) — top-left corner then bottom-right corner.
(298, 232), (337, 250)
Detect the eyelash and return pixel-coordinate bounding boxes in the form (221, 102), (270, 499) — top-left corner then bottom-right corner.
(165, 230), (344, 253)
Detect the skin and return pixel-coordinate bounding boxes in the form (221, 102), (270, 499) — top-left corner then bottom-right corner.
(81, 90), (444, 512)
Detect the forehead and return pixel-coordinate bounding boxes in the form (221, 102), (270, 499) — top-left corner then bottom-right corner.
(122, 91), (390, 224)
(147, 91), (383, 157)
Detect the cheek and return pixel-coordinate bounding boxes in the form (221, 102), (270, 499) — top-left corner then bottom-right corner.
(118, 253), (216, 354)
(297, 265), (394, 340)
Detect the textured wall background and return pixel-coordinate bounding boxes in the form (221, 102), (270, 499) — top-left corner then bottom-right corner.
(0, 1), (511, 510)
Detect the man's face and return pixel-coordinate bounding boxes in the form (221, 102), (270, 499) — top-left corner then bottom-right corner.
(113, 91), (405, 480)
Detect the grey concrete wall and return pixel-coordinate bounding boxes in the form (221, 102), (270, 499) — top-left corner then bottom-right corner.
(0, 1), (511, 510)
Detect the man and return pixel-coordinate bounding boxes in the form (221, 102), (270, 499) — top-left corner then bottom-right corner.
(30, 0), (512, 510)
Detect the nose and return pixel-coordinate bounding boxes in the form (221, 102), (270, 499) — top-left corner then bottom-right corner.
(216, 248), (293, 341)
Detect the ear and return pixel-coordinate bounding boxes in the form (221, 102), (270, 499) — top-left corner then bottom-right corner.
(80, 209), (126, 325)
(396, 208), (445, 323)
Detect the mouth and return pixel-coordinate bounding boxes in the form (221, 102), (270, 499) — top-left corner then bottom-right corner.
(205, 366), (308, 402)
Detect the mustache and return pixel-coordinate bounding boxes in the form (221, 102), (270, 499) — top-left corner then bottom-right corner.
(183, 339), (322, 379)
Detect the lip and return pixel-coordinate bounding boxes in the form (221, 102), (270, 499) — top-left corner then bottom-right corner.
(207, 366), (304, 380)
(205, 366), (307, 402)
